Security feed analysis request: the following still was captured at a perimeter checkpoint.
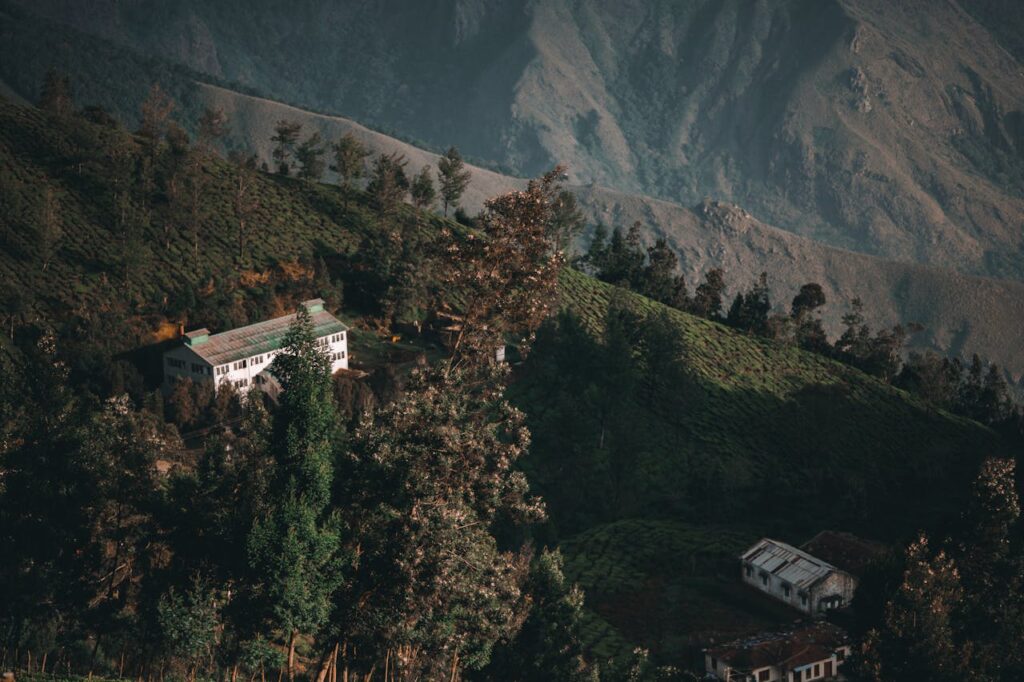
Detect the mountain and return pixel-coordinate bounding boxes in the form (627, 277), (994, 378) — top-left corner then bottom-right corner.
(191, 83), (1024, 387)
(2, 1), (1023, 389)
(10, 0), (1024, 282)
(0, 97), (1009, 667)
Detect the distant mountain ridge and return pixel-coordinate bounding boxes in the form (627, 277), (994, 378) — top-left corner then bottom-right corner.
(10, 0), (1024, 280)
(192, 82), (1024, 386)
(1, 0), (1023, 388)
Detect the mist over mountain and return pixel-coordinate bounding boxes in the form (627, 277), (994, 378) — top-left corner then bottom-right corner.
(13, 0), (1024, 280)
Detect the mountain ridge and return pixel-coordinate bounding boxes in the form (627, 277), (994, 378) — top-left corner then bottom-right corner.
(12, 0), (1024, 279)
(191, 82), (1024, 386)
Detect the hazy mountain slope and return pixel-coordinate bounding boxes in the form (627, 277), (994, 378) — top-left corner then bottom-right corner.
(1, 5), (1021, 384)
(189, 84), (1024, 386)
(12, 0), (1024, 279)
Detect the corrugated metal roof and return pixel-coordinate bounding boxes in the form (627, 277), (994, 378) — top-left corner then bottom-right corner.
(741, 538), (840, 590)
(184, 308), (348, 367)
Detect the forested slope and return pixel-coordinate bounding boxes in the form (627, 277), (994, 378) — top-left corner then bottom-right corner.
(0, 97), (1013, 671)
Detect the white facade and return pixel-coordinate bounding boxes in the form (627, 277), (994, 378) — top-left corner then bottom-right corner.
(163, 299), (349, 398)
(705, 623), (851, 682)
(740, 539), (857, 616)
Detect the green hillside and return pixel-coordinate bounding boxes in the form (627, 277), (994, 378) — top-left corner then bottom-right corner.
(515, 269), (1007, 666)
(0, 97), (1011, 671)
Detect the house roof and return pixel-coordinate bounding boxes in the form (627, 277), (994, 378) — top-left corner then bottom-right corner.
(801, 531), (888, 578)
(741, 538), (844, 590)
(176, 302), (348, 367)
(707, 622), (848, 672)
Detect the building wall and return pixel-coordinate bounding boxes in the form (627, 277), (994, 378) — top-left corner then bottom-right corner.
(165, 331), (349, 394)
(809, 572), (857, 614)
(163, 345), (215, 388)
(789, 650), (848, 681)
(741, 562), (857, 616)
(741, 563), (813, 615)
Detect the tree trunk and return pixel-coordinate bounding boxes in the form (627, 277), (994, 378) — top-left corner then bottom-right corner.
(314, 643), (333, 682)
(287, 629), (297, 682)
(448, 652), (459, 682)
(41, 649), (48, 673)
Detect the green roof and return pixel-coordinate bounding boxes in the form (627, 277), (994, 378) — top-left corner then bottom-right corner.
(184, 305), (348, 367)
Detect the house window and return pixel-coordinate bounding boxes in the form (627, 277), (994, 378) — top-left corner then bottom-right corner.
(710, 657), (717, 670)
(192, 363), (205, 374)
(758, 669), (770, 681)
(800, 591), (808, 607)
(793, 670), (801, 682)
(166, 357), (185, 369)
(745, 564), (753, 578)
(836, 648), (845, 661)
(783, 583), (791, 598)
(813, 664), (820, 678)
(760, 571), (769, 587)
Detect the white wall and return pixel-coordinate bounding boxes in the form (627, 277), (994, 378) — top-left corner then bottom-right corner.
(211, 331), (349, 392)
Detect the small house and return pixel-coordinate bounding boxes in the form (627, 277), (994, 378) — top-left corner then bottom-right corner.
(705, 621), (851, 681)
(740, 538), (857, 616)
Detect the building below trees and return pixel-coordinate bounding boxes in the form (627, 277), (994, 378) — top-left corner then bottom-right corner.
(704, 621), (850, 682)
(162, 298), (349, 399)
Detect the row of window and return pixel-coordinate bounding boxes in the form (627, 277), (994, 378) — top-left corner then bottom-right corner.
(746, 564), (809, 606)
(330, 351), (346, 362)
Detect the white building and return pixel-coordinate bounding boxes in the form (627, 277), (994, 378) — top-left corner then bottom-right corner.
(163, 299), (349, 398)
(705, 622), (851, 682)
(740, 539), (857, 616)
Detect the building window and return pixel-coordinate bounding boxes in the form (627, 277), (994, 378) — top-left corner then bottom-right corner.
(760, 571), (769, 587)
(710, 657), (717, 670)
(782, 583), (791, 598)
(166, 357), (185, 369)
(745, 564), (753, 578)
(836, 648), (845, 661)
(800, 591), (808, 607)
(813, 664), (820, 677)
(758, 669), (770, 681)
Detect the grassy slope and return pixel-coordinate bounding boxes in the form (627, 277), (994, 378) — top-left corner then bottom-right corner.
(0, 98), (1010, 669)
(536, 268), (1007, 666)
(3, 2), (1024, 391)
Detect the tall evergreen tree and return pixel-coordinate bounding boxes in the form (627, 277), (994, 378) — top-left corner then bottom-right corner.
(410, 164), (437, 210)
(791, 283), (828, 352)
(339, 365), (543, 679)
(437, 146), (472, 217)
(247, 306), (346, 682)
(725, 272), (771, 336)
(329, 132), (370, 205)
(367, 152), (409, 219)
(295, 132), (326, 182)
(691, 268), (726, 320)
(270, 120), (303, 176)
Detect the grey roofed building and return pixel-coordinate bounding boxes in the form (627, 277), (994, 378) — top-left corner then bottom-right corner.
(182, 299), (349, 367)
(740, 538), (858, 616)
